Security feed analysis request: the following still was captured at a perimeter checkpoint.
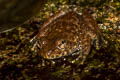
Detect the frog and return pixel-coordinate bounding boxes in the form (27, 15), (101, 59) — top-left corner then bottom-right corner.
(30, 8), (103, 64)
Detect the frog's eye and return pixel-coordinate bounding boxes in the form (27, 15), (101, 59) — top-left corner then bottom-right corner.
(61, 40), (66, 44)
(56, 39), (67, 50)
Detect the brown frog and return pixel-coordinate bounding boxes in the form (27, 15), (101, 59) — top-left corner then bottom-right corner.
(31, 8), (103, 64)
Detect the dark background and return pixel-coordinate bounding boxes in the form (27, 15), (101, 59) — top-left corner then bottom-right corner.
(0, 0), (120, 80)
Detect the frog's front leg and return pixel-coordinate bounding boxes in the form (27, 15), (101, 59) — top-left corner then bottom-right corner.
(73, 35), (91, 65)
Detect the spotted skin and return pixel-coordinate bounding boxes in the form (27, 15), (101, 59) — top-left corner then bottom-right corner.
(32, 9), (102, 63)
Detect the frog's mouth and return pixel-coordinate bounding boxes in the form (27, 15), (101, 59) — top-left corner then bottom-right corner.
(53, 48), (81, 60)
(42, 47), (81, 60)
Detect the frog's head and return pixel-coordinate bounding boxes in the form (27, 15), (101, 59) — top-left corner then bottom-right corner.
(36, 33), (80, 59)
